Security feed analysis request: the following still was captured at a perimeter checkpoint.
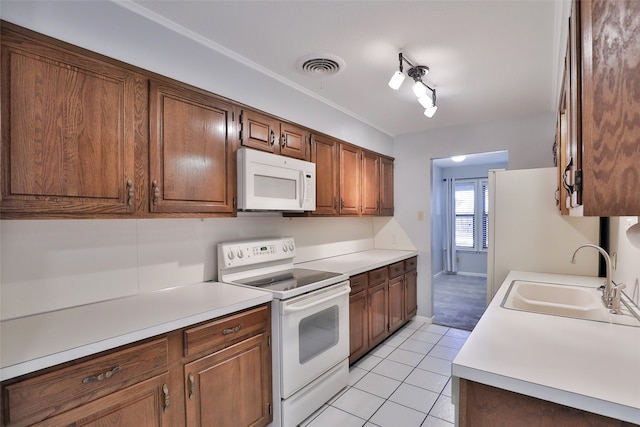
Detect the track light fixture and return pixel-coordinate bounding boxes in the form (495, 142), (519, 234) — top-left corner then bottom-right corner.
(388, 52), (438, 118)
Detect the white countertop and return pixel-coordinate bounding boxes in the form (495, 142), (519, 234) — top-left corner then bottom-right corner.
(452, 271), (640, 424)
(296, 249), (418, 276)
(0, 282), (272, 381)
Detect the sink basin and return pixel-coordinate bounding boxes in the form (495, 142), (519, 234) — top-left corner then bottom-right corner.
(501, 280), (640, 327)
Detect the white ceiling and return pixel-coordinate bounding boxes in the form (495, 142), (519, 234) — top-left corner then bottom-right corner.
(132, 0), (563, 137)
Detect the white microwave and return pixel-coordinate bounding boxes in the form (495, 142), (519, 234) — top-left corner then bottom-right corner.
(237, 148), (316, 212)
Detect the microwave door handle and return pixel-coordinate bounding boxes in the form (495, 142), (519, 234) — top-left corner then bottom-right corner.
(281, 287), (351, 314)
(300, 170), (305, 208)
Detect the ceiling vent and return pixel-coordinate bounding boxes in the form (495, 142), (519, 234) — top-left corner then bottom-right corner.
(297, 54), (345, 78)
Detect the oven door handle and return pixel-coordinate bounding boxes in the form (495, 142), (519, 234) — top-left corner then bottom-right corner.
(281, 287), (350, 314)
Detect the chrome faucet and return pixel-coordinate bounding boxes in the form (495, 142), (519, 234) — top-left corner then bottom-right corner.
(570, 243), (623, 314)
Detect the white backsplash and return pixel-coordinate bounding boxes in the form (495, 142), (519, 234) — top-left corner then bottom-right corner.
(0, 216), (411, 320)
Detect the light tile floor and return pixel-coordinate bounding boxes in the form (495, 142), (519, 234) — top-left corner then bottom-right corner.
(300, 319), (470, 427)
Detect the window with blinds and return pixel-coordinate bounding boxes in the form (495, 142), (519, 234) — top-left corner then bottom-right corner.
(455, 179), (488, 251)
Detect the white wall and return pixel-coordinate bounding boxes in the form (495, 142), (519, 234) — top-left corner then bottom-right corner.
(0, 1), (393, 155)
(0, 216), (382, 320)
(393, 112), (556, 317)
(610, 217), (640, 306)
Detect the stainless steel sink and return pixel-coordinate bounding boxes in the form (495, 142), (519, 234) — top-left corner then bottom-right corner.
(501, 280), (640, 327)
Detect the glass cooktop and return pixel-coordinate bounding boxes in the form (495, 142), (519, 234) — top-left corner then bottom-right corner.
(233, 268), (343, 293)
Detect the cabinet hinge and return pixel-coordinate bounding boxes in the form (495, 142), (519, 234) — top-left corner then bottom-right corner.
(267, 335), (271, 348)
(233, 197), (236, 209)
(575, 169), (582, 195)
(268, 403), (272, 415)
(238, 112), (244, 142)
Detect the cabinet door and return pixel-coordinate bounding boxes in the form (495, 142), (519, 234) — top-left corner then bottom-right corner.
(31, 374), (171, 427)
(239, 109), (279, 154)
(388, 276), (405, 333)
(361, 151), (380, 215)
(380, 156), (394, 216)
(338, 144), (361, 215)
(349, 290), (369, 364)
(279, 122), (309, 160)
(149, 80), (235, 214)
(579, 0), (640, 215)
(0, 27), (142, 216)
(404, 269), (418, 319)
(368, 282), (388, 348)
(184, 333), (272, 427)
(311, 134), (339, 215)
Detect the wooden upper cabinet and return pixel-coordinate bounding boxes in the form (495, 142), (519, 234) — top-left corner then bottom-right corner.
(579, 0), (640, 216)
(361, 151), (380, 216)
(380, 156), (394, 216)
(149, 80), (236, 214)
(239, 109), (279, 154)
(311, 134), (339, 215)
(560, 0), (640, 216)
(338, 143), (361, 215)
(239, 109), (310, 161)
(0, 25), (145, 217)
(280, 122), (310, 160)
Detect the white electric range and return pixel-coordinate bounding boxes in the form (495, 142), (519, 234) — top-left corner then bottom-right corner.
(218, 237), (350, 427)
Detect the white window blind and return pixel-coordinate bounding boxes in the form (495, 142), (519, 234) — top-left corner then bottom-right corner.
(455, 179), (488, 251)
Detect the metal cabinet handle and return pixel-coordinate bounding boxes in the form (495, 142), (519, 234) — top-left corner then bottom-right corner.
(162, 384), (170, 413)
(562, 157), (574, 195)
(126, 179), (134, 206)
(270, 130), (276, 146)
(82, 365), (121, 384)
(281, 133), (287, 147)
(333, 197), (338, 209)
(340, 198), (345, 209)
(222, 324), (243, 335)
(188, 373), (195, 400)
(152, 180), (159, 205)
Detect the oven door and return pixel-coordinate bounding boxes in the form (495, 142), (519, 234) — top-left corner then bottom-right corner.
(279, 281), (350, 398)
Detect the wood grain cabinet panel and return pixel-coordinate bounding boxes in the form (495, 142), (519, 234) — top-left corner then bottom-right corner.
(0, 25), (144, 216)
(239, 109), (309, 161)
(149, 80), (236, 214)
(388, 275), (405, 333)
(458, 378), (637, 427)
(380, 156), (394, 216)
(2, 338), (168, 427)
(30, 374), (171, 427)
(368, 281), (389, 349)
(560, 0), (640, 216)
(349, 273), (369, 364)
(361, 150), (380, 216)
(338, 143), (361, 215)
(184, 333), (272, 427)
(311, 134), (339, 215)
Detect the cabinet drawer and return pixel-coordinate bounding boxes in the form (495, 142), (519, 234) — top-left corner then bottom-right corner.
(2, 338), (168, 426)
(184, 304), (269, 357)
(404, 257), (417, 272)
(349, 273), (368, 294)
(388, 261), (405, 279)
(368, 267), (388, 287)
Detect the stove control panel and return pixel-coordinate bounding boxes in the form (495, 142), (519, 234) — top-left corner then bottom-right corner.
(218, 237), (296, 268)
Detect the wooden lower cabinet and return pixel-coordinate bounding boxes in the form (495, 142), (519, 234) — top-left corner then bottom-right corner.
(457, 378), (638, 427)
(349, 288), (369, 364)
(31, 374), (171, 427)
(1, 304), (272, 427)
(368, 280), (389, 349)
(184, 333), (272, 427)
(388, 275), (405, 333)
(349, 257), (418, 364)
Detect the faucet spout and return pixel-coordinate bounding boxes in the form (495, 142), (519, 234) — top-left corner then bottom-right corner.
(571, 243), (615, 311)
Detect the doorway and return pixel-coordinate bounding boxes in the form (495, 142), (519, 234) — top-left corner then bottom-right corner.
(430, 151), (508, 330)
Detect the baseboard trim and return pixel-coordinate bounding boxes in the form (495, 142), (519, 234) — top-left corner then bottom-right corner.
(454, 272), (487, 278)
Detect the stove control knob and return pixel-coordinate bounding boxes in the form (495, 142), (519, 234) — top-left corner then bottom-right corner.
(288, 242), (295, 251)
(237, 249), (244, 259)
(282, 244), (288, 252)
(227, 250), (235, 260)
